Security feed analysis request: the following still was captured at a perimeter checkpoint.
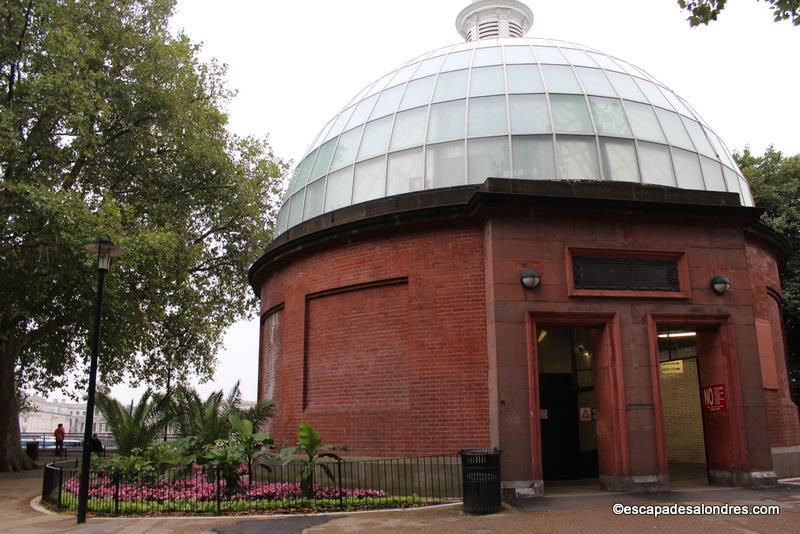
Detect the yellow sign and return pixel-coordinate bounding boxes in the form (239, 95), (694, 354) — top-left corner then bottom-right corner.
(660, 360), (684, 375)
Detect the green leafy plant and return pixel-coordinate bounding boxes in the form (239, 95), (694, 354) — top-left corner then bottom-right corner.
(229, 412), (273, 487)
(279, 422), (347, 498)
(202, 439), (245, 495)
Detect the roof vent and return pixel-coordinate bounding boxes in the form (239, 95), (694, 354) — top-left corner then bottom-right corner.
(456, 0), (533, 41)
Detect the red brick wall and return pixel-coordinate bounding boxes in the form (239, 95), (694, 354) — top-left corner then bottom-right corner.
(258, 227), (490, 456)
(746, 242), (800, 447)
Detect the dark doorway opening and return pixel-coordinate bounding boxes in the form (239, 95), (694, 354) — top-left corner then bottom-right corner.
(537, 326), (600, 480)
(657, 326), (709, 487)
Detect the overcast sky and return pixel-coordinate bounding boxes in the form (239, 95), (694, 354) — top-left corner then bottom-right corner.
(106, 0), (800, 404)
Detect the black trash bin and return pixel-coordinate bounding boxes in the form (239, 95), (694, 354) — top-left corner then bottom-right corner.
(25, 441), (39, 461)
(460, 448), (502, 514)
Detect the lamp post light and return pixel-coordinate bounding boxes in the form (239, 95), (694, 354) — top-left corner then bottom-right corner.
(77, 235), (122, 524)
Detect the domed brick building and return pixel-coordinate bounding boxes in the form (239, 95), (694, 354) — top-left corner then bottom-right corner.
(250, 0), (800, 495)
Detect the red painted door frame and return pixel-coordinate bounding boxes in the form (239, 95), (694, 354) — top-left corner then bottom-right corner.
(646, 314), (749, 477)
(525, 312), (630, 483)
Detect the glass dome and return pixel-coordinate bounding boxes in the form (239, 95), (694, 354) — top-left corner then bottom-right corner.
(275, 37), (753, 236)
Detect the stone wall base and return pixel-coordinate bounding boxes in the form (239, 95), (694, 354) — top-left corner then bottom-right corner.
(502, 480), (543, 498)
(708, 469), (777, 487)
(772, 446), (800, 478)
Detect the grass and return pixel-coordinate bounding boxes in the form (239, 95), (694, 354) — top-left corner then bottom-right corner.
(46, 492), (430, 516)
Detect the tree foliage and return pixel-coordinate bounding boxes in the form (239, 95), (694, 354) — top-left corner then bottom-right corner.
(736, 146), (800, 400)
(678, 0), (800, 27)
(0, 0), (287, 471)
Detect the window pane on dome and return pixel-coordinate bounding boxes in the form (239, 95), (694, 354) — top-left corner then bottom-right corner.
(541, 65), (582, 94)
(468, 137), (510, 184)
(634, 78), (672, 109)
(469, 95), (508, 137)
(433, 69), (468, 102)
(533, 46), (567, 64)
(589, 97), (631, 137)
(575, 67), (616, 97)
(606, 71), (646, 102)
(288, 190), (305, 228)
(587, 52), (623, 72)
(328, 105), (357, 140)
(507, 65), (545, 93)
(303, 177), (326, 221)
(655, 108), (694, 151)
(638, 142), (675, 186)
(441, 50), (472, 72)
(470, 66), (505, 97)
(473, 47), (503, 67)
(370, 84), (404, 119)
(661, 89), (693, 116)
(509, 94), (550, 134)
(400, 76), (435, 111)
(512, 135), (555, 180)
(295, 150), (316, 192)
(276, 204), (288, 235)
(324, 166), (353, 212)
(310, 138), (338, 180)
(353, 156), (386, 203)
(358, 116), (393, 160)
(599, 138), (639, 182)
(387, 63), (417, 88)
(330, 126), (363, 171)
(412, 55), (445, 79)
(426, 141), (465, 188)
(723, 166), (742, 200)
(739, 177), (754, 206)
(390, 106), (428, 151)
(624, 101), (666, 143)
(699, 156), (726, 191)
(364, 72), (394, 98)
(556, 135), (600, 180)
(551, 94), (593, 134)
(705, 128), (735, 168)
(505, 46), (535, 64)
(561, 48), (597, 67)
(345, 94), (379, 130)
(680, 117), (716, 158)
(428, 99), (466, 143)
(387, 147), (424, 195)
(672, 148), (704, 190)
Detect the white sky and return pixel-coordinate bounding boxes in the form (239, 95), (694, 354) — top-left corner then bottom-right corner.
(105, 0), (800, 405)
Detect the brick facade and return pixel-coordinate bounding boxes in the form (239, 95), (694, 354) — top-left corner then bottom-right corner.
(258, 227), (491, 455)
(251, 182), (800, 486)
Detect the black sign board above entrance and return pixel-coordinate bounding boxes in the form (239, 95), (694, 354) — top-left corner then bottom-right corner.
(572, 256), (680, 292)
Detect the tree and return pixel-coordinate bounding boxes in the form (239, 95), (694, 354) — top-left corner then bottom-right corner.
(736, 147), (800, 401)
(0, 0), (287, 471)
(678, 0), (800, 27)
(95, 389), (168, 455)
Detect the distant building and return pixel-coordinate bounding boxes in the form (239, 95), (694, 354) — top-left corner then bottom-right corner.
(20, 395), (109, 434)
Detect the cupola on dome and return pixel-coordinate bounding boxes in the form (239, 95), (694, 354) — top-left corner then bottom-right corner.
(275, 0), (752, 236)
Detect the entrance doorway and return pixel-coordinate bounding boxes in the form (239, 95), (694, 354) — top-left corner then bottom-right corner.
(657, 327), (708, 486)
(537, 326), (600, 480)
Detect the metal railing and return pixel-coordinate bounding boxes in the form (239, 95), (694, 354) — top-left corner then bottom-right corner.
(21, 432), (180, 454)
(41, 455), (462, 515)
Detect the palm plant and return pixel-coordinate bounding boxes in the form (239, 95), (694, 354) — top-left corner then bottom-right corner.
(95, 389), (169, 455)
(171, 381), (274, 455)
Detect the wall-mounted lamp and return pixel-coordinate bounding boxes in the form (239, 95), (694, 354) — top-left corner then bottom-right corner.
(710, 274), (731, 295)
(520, 268), (541, 289)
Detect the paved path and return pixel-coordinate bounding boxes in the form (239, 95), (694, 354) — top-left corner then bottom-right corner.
(3, 463), (800, 533)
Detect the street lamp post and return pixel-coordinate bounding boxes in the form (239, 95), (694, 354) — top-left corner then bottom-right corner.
(77, 235), (122, 524)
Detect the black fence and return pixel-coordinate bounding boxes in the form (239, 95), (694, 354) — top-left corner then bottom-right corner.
(41, 455), (462, 515)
